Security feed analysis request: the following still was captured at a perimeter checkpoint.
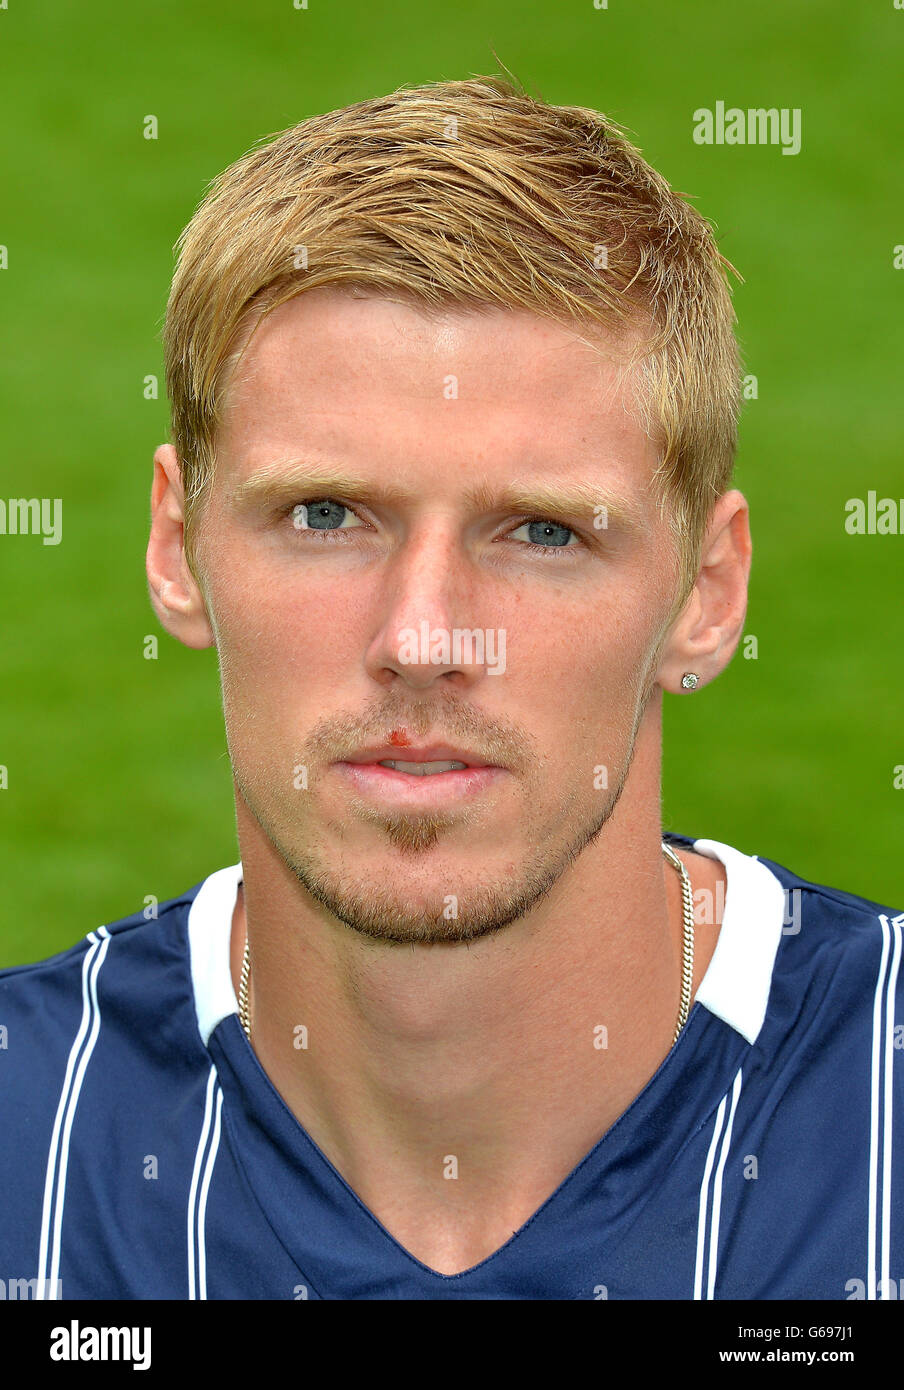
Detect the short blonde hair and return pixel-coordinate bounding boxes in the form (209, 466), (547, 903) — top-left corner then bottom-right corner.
(162, 74), (743, 605)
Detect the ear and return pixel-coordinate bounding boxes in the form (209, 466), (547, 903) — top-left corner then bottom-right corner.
(655, 489), (752, 693)
(146, 443), (216, 650)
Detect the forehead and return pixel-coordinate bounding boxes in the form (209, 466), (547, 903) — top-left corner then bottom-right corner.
(216, 288), (656, 490)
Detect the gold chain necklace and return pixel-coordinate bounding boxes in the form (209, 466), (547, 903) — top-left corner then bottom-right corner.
(239, 841), (695, 1046)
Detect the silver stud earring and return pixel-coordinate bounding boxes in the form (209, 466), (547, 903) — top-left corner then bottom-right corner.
(681, 672), (699, 690)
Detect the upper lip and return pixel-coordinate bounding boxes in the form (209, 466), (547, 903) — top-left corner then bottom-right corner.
(342, 744), (497, 769)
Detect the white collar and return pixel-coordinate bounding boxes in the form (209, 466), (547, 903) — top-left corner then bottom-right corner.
(187, 861), (244, 1050)
(690, 838), (787, 1045)
(187, 838), (787, 1049)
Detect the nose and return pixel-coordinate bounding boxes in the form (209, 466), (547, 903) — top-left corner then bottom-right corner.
(362, 519), (499, 691)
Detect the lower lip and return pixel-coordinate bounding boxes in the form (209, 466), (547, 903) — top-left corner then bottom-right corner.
(335, 761), (504, 803)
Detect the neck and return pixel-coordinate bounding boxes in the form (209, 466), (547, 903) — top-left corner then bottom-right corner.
(228, 704), (723, 1275)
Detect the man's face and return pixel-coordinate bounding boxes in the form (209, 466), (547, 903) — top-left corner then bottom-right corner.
(192, 287), (682, 944)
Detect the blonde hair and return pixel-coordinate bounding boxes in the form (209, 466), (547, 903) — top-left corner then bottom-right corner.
(162, 74), (743, 605)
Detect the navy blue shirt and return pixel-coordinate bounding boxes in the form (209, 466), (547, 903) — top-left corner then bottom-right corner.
(0, 833), (901, 1300)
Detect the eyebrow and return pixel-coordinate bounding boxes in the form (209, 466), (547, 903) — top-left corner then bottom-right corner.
(227, 458), (648, 534)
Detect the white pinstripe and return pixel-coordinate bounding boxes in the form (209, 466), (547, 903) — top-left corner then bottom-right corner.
(694, 1066), (743, 1299)
(187, 1066), (223, 1299)
(707, 1068), (743, 1299)
(694, 1092), (727, 1299)
(869, 913), (902, 1298)
(880, 915), (902, 1294)
(35, 927), (111, 1300)
(196, 1085), (223, 1300)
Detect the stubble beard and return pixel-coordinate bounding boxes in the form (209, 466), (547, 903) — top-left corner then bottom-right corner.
(233, 677), (655, 947)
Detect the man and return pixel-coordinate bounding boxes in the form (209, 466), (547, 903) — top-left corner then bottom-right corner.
(1, 75), (900, 1301)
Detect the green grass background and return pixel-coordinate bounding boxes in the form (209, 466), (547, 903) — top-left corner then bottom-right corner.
(1, 0), (901, 965)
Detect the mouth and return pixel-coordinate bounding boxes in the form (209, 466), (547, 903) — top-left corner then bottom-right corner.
(342, 743), (499, 772)
(334, 754), (504, 803)
(373, 758), (469, 777)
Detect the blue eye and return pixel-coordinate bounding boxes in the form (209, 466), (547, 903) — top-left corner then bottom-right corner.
(290, 499), (365, 533)
(284, 501), (582, 558)
(509, 518), (579, 554)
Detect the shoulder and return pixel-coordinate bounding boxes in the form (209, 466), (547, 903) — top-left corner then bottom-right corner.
(755, 850), (903, 944)
(0, 876), (211, 1055)
(0, 877), (205, 979)
(681, 828), (902, 948)
(0, 875), (232, 1279)
(747, 854), (903, 1073)
(669, 831), (903, 1048)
